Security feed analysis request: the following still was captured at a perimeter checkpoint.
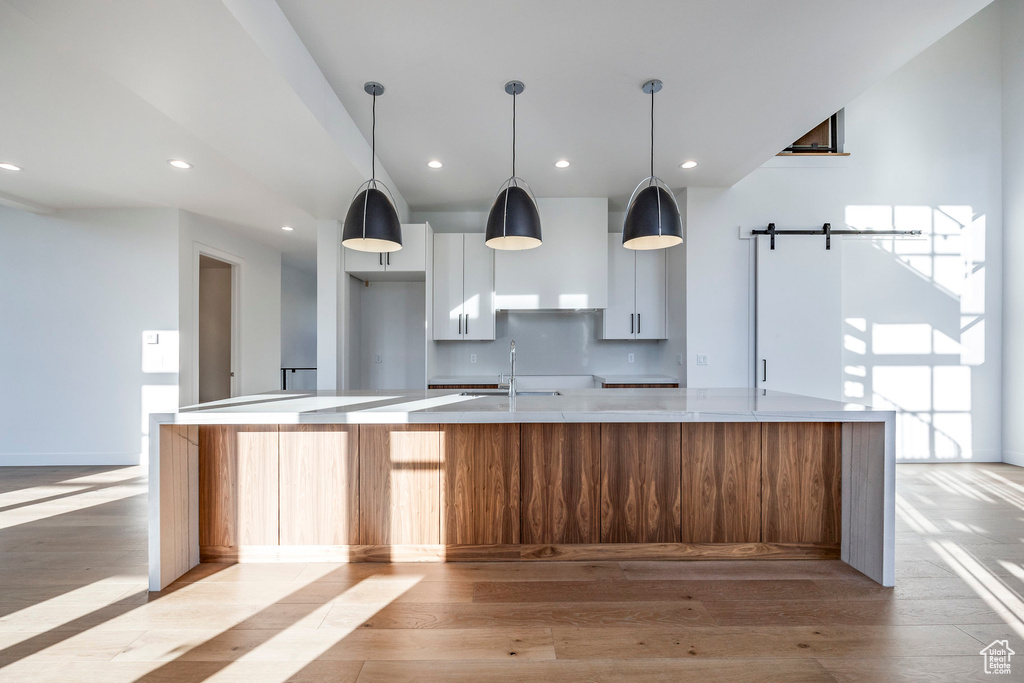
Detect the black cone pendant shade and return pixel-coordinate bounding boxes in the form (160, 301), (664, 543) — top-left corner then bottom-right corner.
(343, 82), (402, 253)
(486, 80), (542, 250)
(623, 79), (682, 250)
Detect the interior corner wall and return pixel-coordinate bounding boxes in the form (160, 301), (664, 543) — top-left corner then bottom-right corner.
(0, 206), (179, 465)
(178, 210), (282, 406)
(686, 5), (1003, 462)
(1001, 0), (1024, 466)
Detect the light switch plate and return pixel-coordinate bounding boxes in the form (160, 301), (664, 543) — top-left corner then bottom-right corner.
(144, 332), (159, 345)
(697, 353), (709, 366)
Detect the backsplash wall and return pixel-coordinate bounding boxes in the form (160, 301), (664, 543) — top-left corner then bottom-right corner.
(431, 310), (678, 378)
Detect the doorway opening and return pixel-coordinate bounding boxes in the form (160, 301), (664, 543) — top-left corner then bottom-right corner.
(198, 255), (235, 403)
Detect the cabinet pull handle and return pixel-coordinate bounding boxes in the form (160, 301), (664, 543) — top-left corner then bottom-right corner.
(465, 314), (468, 335)
(637, 314), (641, 334)
(630, 313), (634, 334)
(387, 253), (390, 266)
(379, 253), (383, 266)
(458, 314), (462, 335)
(762, 359), (767, 383)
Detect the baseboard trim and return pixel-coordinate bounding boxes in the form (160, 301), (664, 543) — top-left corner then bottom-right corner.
(0, 452), (140, 466)
(200, 542), (841, 564)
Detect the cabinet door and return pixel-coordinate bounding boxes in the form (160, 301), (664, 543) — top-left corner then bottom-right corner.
(462, 233), (495, 341)
(600, 423), (681, 543)
(359, 425), (442, 545)
(386, 224), (426, 272)
(198, 425), (279, 548)
(634, 247), (667, 340)
(762, 422), (841, 544)
(279, 425), (359, 545)
(521, 423), (601, 544)
(441, 424), (520, 544)
(681, 423), (760, 543)
(432, 233), (464, 340)
(603, 234), (636, 339)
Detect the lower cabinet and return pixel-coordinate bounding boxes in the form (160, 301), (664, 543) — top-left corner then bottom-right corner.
(198, 425), (279, 548)
(442, 424), (520, 544)
(762, 422), (842, 544)
(600, 423), (682, 543)
(680, 423), (761, 543)
(358, 425), (443, 545)
(521, 423), (601, 544)
(279, 425), (359, 545)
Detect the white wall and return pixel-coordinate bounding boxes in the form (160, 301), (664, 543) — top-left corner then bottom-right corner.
(687, 5), (1003, 461)
(354, 281), (426, 390)
(1002, 0), (1024, 466)
(178, 210), (282, 406)
(0, 206), (179, 465)
(281, 263), (317, 390)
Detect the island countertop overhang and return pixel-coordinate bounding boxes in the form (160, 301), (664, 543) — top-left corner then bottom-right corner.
(156, 387), (895, 426)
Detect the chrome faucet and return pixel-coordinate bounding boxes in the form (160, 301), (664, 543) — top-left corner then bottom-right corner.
(498, 339), (517, 400)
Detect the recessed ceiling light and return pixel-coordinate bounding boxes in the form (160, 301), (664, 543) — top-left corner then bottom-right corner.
(0, 162), (22, 172)
(168, 159), (192, 169)
(281, 226), (294, 231)
(427, 160), (443, 169)
(680, 160), (698, 169)
(555, 160), (570, 168)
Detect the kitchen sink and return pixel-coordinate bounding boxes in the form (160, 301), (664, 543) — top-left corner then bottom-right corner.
(459, 390), (562, 397)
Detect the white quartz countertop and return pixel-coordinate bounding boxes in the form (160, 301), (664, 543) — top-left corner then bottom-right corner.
(159, 388), (894, 426)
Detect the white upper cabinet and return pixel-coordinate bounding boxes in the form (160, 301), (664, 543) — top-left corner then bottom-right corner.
(634, 245), (667, 340)
(602, 233), (668, 340)
(432, 233), (495, 341)
(344, 223), (428, 280)
(493, 198), (608, 310)
(462, 234), (495, 340)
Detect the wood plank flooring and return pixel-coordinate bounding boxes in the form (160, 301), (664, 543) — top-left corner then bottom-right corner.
(1, 462), (1024, 681)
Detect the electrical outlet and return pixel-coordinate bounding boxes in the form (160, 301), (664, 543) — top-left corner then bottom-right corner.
(374, 353), (382, 364)
(470, 354), (477, 364)
(628, 353), (635, 363)
(677, 354), (683, 366)
(697, 353), (709, 366)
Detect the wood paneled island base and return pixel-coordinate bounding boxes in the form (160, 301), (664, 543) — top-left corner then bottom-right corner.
(175, 422), (849, 566)
(149, 388), (895, 591)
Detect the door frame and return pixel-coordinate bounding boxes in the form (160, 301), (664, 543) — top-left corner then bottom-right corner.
(192, 242), (243, 404)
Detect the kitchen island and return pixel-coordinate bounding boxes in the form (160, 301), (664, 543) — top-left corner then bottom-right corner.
(148, 388), (895, 590)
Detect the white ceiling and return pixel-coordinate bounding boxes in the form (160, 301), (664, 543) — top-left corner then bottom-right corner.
(279, 0), (992, 210)
(0, 0), (993, 267)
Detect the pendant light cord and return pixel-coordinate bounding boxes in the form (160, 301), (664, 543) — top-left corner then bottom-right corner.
(650, 86), (655, 179)
(512, 89), (517, 178)
(371, 90), (377, 182)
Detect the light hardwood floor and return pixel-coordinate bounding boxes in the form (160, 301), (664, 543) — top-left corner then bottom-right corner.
(1, 463), (1023, 681)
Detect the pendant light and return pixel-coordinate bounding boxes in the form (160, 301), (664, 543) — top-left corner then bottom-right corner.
(622, 79), (683, 250)
(343, 82), (403, 253)
(486, 80), (542, 250)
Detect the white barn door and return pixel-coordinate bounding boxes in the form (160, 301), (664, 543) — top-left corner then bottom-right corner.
(756, 235), (843, 400)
